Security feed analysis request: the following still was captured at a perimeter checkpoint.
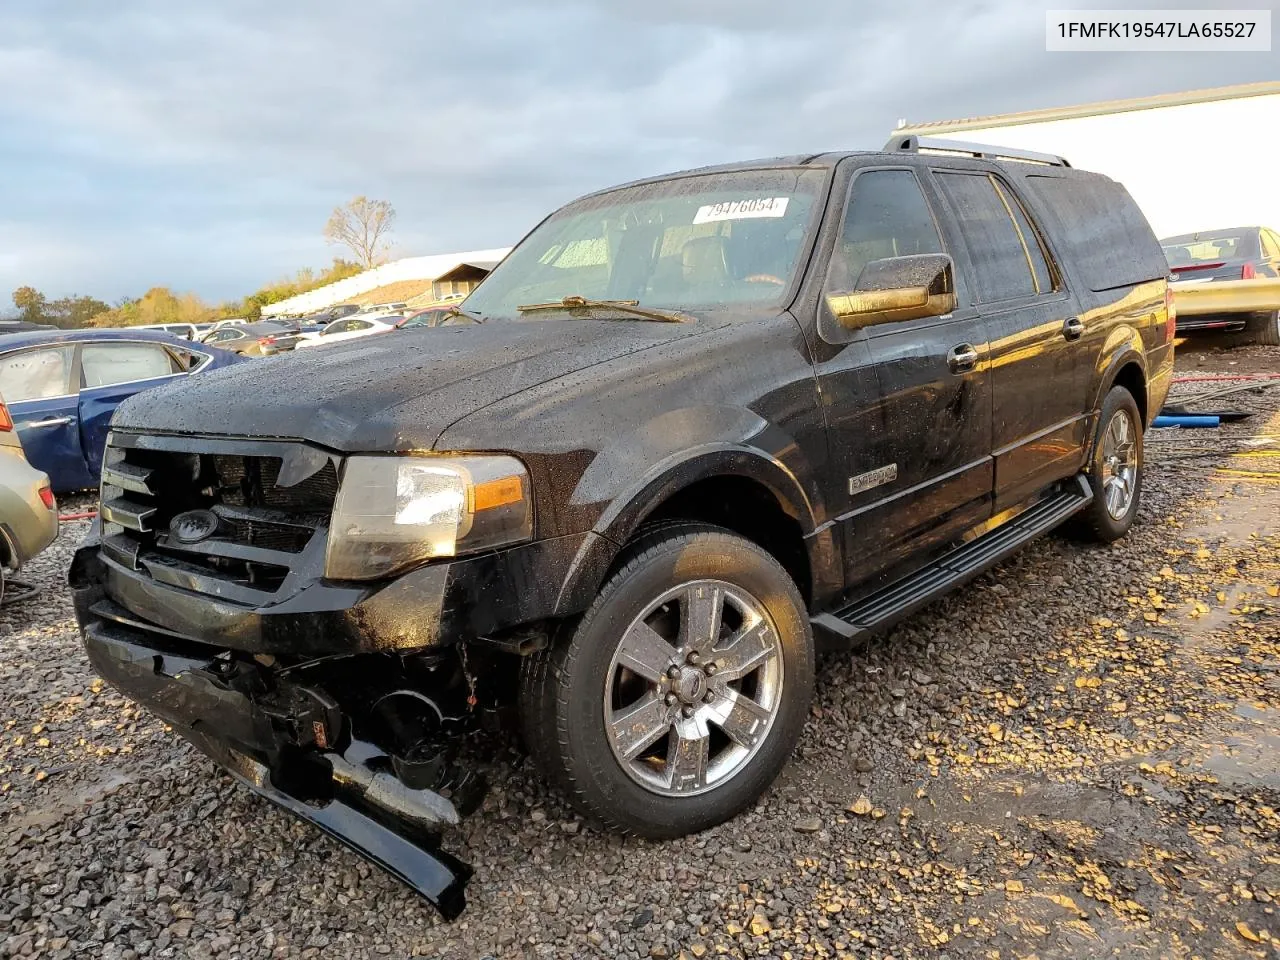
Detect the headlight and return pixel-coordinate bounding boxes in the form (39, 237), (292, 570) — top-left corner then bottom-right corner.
(325, 455), (532, 580)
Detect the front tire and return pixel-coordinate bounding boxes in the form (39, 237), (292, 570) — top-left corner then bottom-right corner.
(520, 525), (814, 839)
(1076, 386), (1143, 542)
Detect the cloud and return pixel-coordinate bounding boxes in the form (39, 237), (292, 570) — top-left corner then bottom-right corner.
(0, 0), (1272, 303)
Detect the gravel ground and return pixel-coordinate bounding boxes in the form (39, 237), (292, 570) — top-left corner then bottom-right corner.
(3, 341), (1278, 960)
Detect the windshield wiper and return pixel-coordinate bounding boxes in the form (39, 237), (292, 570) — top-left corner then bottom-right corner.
(516, 296), (689, 323)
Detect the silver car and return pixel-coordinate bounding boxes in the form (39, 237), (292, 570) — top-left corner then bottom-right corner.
(0, 397), (58, 573)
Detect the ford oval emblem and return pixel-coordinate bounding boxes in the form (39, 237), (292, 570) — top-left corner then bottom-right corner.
(170, 509), (220, 544)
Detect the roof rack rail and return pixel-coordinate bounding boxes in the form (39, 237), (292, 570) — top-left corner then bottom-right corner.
(884, 134), (1071, 168)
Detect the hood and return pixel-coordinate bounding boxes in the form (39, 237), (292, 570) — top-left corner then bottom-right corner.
(112, 320), (705, 451)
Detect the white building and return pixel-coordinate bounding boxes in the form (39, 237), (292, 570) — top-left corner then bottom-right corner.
(893, 81), (1280, 241)
(261, 248), (511, 318)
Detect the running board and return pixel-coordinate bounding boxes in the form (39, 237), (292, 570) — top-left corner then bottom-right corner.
(812, 475), (1092, 649)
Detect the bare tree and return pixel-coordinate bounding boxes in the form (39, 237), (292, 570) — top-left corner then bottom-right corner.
(324, 196), (396, 269)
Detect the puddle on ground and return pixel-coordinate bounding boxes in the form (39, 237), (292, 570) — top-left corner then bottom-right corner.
(1199, 701), (1280, 790)
(3, 767), (139, 833)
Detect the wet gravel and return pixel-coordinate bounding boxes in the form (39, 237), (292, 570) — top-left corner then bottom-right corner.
(3, 343), (1278, 959)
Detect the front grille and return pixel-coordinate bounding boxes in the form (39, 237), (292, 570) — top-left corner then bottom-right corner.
(100, 437), (338, 605)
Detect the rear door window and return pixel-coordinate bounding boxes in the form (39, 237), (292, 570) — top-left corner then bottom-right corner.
(999, 181), (1058, 295)
(81, 342), (179, 388)
(935, 172), (1038, 303)
(0, 346), (74, 401)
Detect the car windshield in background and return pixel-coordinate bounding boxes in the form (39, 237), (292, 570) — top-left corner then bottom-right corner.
(1162, 230), (1259, 267)
(463, 168), (826, 321)
(399, 309), (449, 328)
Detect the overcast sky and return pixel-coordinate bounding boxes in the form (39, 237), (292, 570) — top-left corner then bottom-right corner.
(1, 0), (1273, 305)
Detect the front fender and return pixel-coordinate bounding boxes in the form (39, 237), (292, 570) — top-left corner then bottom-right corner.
(553, 405), (830, 614)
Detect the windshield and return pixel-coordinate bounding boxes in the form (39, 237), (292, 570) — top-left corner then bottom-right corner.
(465, 168), (826, 320)
(1162, 230), (1258, 267)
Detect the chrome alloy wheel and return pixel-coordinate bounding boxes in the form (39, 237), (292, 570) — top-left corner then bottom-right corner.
(603, 579), (784, 797)
(1101, 407), (1139, 520)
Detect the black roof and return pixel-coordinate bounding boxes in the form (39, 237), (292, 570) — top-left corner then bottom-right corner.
(575, 152), (872, 203)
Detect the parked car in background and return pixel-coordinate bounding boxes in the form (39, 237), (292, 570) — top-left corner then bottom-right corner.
(199, 321), (303, 356)
(357, 302), (409, 315)
(137, 323), (199, 340)
(396, 306), (462, 329)
(0, 329), (244, 491)
(1162, 226), (1280, 343)
(1, 320), (57, 338)
(296, 303), (361, 326)
(0, 395), (57, 576)
(294, 314), (401, 349)
(249, 322), (326, 356)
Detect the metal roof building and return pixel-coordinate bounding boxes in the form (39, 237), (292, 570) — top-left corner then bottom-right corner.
(893, 82), (1280, 239)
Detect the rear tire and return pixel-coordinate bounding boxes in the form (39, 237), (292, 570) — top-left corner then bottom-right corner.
(1075, 386), (1143, 543)
(1247, 310), (1280, 346)
(520, 525), (814, 839)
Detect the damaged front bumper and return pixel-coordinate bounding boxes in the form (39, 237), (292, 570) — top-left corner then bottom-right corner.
(67, 433), (608, 918)
(82, 619), (485, 919)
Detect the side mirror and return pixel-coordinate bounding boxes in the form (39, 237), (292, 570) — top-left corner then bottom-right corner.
(826, 253), (957, 330)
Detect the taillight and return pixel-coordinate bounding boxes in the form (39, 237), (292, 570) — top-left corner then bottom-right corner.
(1242, 262), (1256, 280)
(38, 483), (55, 511)
(0, 401), (10, 432)
(258, 337), (276, 346)
(1164, 285), (1177, 342)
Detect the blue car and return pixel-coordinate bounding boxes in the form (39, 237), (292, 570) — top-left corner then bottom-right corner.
(0, 329), (244, 491)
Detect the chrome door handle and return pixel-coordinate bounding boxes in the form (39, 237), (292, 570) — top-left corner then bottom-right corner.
(22, 416), (73, 429)
(1062, 316), (1085, 341)
(947, 343), (979, 374)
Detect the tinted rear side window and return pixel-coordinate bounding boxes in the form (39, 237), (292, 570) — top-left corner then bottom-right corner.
(1026, 174), (1165, 292)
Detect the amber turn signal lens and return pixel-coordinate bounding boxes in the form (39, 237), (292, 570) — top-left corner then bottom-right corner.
(473, 475), (524, 511)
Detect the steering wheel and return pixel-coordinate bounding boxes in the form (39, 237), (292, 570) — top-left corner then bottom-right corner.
(744, 274), (785, 286)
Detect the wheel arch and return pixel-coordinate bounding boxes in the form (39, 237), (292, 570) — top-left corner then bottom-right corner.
(1091, 325), (1149, 432)
(555, 446), (838, 616)
(1110, 360), (1149, 425)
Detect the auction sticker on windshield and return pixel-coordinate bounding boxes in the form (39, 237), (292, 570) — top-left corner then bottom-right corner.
(693, 197), (790, 224)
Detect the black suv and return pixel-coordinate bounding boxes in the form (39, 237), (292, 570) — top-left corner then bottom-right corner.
(71, 136), (1174, 916)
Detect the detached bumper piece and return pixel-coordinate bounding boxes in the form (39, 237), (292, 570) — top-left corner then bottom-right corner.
(83, 621), (484, 919)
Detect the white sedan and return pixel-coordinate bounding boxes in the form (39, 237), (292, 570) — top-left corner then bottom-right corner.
(294, 315), (401, 349)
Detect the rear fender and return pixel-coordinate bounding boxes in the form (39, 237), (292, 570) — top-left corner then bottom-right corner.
(1089, 328), (1147, 442)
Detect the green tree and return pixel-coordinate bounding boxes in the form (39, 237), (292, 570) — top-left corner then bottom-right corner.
(44, 295), (110, 329)
(222, 258), (363, 319)
(87, 288), (215, 328)
(12, 286), (46, 323)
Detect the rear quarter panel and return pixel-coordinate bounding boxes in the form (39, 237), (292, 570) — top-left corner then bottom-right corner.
(1080, 279), (1171, 425)
(1012, 168), (1172, 430)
